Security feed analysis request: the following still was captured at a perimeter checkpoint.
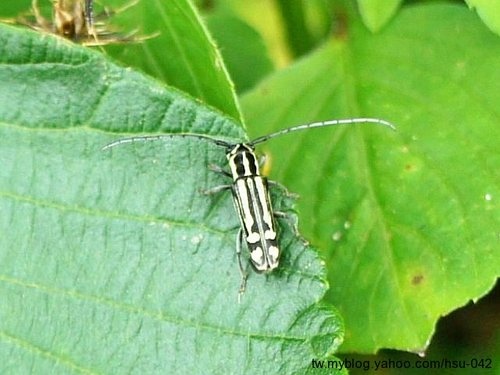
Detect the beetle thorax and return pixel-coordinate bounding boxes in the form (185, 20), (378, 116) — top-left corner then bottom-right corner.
(227, 144), (260, 181)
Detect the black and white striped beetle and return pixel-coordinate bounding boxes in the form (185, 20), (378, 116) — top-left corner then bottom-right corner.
(103, 117), (395, 295)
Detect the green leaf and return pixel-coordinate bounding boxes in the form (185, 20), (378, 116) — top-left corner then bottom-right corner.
(357, 0), (402, 32)
(274, 0), (317, 57)
(0, 24), (344, 373)
(241, 3), (500, 354)
(98, 0), (242, 122)
(465, 0), (500, 36)
(205, 10), (274, 93)
(0, 0), (243, 125)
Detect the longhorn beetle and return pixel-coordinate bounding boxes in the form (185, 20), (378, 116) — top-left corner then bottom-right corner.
(103, 117), (395, 297)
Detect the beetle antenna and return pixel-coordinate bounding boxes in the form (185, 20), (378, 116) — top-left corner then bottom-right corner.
(102, 133), (232, 151)
(249, 117), (395, 147)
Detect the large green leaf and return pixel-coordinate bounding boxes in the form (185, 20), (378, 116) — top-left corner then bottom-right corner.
(241, 3), (499, 354)
(0, 24), (344, 373)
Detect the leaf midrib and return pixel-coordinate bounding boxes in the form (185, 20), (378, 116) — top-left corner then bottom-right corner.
(336, 34), (423, 344)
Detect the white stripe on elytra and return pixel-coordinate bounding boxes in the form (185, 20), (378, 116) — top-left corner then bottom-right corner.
(255, 177), (276, 240)
(236, 179), (260, 243)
